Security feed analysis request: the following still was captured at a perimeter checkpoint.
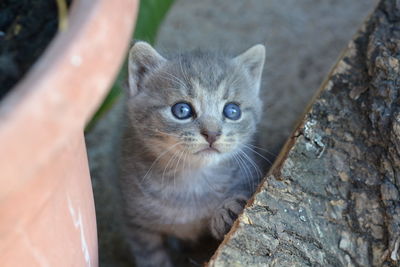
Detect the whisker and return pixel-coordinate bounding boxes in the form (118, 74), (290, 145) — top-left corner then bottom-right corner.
(173, 150), (186, 188)
(158, 75), (186, 89)
(157, 70), (188, 90)
(232, 152), (252, 192)
(178, 56), (190, 86)
(186, 149), (192, 171)
(246, 143), (277, 157)
(140, 142), (182, 184)
(154, 129), (182, 138)
(164, 71), (187, 85)
(238, 149), (264, 185)
(239, 149), (263, 178)
(243, 145), (273, 165)
(182, 150), (189, 175)
(157, 70), (184, 83)
(182, 150), (189, 183)
(236, 152), (255, 191)
(161, 149), (181, 189)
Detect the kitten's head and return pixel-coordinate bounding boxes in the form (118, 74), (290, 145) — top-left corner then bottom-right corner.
(126, 42), (265, 166)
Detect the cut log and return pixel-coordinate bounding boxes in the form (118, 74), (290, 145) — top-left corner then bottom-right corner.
(209, 0), (400, 266)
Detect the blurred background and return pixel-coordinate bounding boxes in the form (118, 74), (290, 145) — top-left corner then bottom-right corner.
(86, 0), (378, 266)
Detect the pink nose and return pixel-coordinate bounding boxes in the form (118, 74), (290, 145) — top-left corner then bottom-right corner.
(201, 130), (221, 145)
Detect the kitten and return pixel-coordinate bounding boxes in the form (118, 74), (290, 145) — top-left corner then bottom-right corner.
(118, 41), (265, 267)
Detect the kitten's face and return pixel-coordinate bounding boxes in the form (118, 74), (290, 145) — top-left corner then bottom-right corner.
(127, 42), (265, 166)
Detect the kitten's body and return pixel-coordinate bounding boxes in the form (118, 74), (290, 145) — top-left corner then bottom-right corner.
(118, 42), (265, 267)
(120, 127), (252, 240)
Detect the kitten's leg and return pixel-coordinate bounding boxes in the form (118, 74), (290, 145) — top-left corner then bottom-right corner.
(209, 195), (248, 240)
(125, 225), (172, 267)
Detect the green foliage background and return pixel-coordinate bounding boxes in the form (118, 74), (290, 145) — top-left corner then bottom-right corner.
(87, 0), (175, 130)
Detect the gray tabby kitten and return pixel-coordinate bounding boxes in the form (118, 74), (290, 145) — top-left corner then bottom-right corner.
(119, 41), (265, 267)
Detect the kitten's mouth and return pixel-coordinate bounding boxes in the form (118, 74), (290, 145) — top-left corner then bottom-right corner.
(195, 147), (220, 155)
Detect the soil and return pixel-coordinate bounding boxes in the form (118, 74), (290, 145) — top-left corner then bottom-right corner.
(0, 0), (72, 100)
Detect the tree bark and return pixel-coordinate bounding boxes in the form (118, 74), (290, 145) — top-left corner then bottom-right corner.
(209, 1), (400, 266)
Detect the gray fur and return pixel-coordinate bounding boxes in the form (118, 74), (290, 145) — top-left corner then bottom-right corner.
(118, 42), (265, 267)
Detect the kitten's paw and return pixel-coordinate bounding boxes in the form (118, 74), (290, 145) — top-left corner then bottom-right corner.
(210, 196), (248, 240)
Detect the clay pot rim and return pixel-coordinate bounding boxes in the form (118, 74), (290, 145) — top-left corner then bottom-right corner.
(0, 0), (138, 197)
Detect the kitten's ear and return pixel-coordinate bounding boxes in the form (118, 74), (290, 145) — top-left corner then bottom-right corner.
(128, 41), (166, 96)
(234, 44), (265, 85)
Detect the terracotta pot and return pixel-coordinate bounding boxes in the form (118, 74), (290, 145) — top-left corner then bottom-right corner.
(0, 0), (138, 266)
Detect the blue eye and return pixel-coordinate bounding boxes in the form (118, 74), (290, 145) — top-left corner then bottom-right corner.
(171, 102), (193, 120)
(223, 103), (241, 120)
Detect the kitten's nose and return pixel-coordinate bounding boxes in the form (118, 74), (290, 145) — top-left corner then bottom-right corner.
(201, 129), (221, 145)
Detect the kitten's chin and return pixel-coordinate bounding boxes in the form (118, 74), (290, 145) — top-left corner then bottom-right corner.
(194, 155), (222, 167)
(190, 147), (234, 167)
(194, 147), (220, 155)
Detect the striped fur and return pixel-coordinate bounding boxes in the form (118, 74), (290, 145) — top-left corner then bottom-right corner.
(118, 42), (265, 266)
